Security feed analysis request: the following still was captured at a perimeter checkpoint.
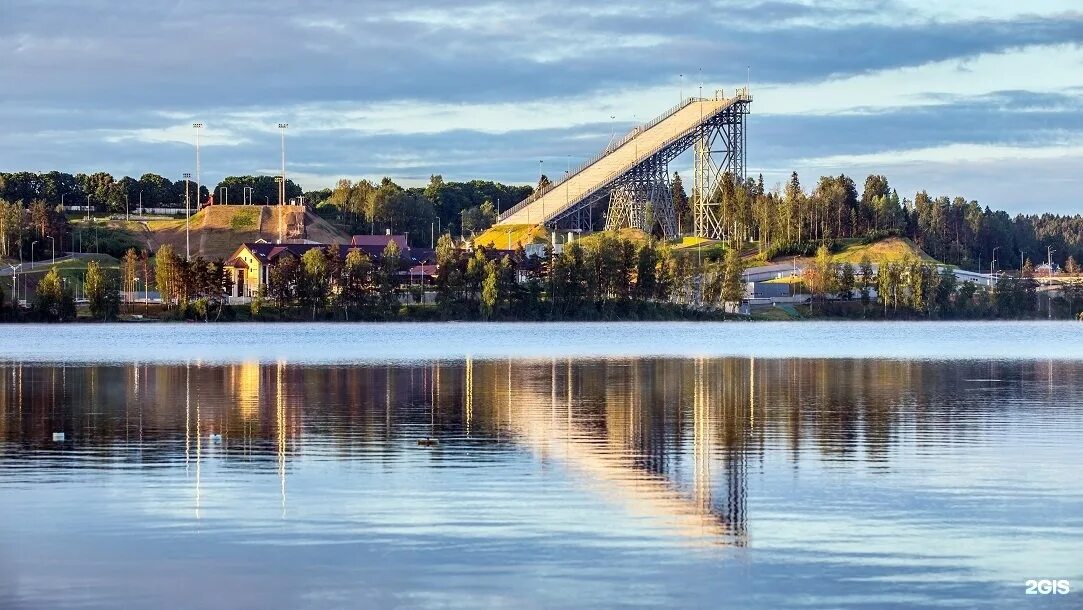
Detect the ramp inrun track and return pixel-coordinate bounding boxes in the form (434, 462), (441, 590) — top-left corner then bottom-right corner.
(497, 91), (751, 233)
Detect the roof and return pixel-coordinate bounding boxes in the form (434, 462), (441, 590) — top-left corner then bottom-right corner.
(226, 240), (425, 266)
(224, 256), (248, 270)
(404, 263), (438, 276)
(350, 234), (408, 250)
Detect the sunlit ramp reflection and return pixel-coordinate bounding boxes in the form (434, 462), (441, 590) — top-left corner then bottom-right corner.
(477, 358), (747, 548)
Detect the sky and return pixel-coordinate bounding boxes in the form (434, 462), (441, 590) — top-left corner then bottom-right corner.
(1, 0), (1082, 214)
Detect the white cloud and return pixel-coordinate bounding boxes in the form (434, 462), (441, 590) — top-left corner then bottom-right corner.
(754, 43), (1083, 116)
(800, 142), (1083, 167)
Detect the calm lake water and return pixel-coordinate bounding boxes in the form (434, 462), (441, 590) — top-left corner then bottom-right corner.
(1, 322), (1082, 609)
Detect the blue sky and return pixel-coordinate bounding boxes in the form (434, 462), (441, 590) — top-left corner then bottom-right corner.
(1, 0), (1081, 213)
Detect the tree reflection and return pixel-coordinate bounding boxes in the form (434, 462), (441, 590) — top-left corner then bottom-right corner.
(1, 357), (1077, 546)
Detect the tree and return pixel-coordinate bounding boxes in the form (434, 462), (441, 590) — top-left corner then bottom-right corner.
(878, 262), (896, 314)
(377, 240), (404, 315)
(269, 256), (301, 307)
(300, 247), (329, 319)
(250, 284), (266, 320)
(155, 244), (178, 307)
(933, 266), (957, 315)
(837, 262), (855, 300)
(122, 248), (139, 306)
(858, 256), (873, 312)
(33, 267), (68, 321)
(481, 259), (499, 319)
(85, 260), (119, 320)
(671, 172), (690, 231)
(634, 242), (659, 300)
(1066, 256), (1080, 276)
(803, 244), (837, 306)
(957, 280), (978, 312)
(341, 248), (374, 316)
(720, 245), (745, 315)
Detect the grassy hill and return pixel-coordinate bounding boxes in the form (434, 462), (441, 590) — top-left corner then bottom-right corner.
(118, 205), (349, 260)
(769, 237), (938, 267)
(829, 237), (937, 264)
(473, 224), (549, 249)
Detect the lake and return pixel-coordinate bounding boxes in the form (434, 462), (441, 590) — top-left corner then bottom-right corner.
(1, 322), (1081, 609)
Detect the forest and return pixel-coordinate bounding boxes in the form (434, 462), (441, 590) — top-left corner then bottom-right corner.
(2, 168), (1080, 274)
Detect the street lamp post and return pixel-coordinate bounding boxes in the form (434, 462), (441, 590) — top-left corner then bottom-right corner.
(48, 236), (55, 266)
(8, 264), (19, 305)
(1048, 246), (1055, 277)
(275, 177), (284, 242)
(31, 241), (38, 270)
(183, 172), (192, 260)
(278, 123), (288, 206)
(191, 122), (203, 261)
(125, 192), (130, 222)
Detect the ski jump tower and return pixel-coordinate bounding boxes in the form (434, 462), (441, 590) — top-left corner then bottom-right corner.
(496, 89), (751, 239)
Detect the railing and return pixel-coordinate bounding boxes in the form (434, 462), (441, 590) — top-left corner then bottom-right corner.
(533, 96), (744, 225)
(498, 96), (709, 222)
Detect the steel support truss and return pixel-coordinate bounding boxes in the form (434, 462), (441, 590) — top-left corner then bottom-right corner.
(603, 160), (676, 236)
(693, 99), (749, 240)
(546, 96), (750, 240)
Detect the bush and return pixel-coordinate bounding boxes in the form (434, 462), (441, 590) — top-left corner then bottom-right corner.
(84, 226), (144, 259)
(860, 229), (901, 245)
(229, 208), (259, 231)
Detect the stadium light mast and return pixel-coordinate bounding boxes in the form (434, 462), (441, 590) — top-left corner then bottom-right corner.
(278, 123), (288, 206)
(192, 122), (203, 259)
(183, 172), (192, 260)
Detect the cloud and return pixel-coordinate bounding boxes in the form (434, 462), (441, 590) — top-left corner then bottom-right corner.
(1, 0), (1082, 214)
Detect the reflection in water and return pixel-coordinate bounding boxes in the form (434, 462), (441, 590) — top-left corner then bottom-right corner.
(5, 358), (1082, 544)
(3, 357), (1083, 608)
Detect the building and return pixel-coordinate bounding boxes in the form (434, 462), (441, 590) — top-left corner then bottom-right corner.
(224, 235), (429, 302)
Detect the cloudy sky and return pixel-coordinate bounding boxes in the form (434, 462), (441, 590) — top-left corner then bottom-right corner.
(2, 0), (1081, 213)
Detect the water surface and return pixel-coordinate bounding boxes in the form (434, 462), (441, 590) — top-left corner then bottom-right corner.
(1, 323), (1081, 609)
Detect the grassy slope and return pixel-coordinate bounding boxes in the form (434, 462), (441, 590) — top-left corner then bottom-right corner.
(122, 205), (349, 260)
(770, 237), (938, 267)
(830, 237), (937, 264)
(473, 224), (549, 249)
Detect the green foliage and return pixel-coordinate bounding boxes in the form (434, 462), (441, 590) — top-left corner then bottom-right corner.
(250, 284), (265, 320)
(33, 267), (74, 321)
(720, 246), (746, 311)
(155, 244), (178, 306)
(85, 260), (120, 320)
(837, 262), (855, 300)
(229, 208), (259, 231)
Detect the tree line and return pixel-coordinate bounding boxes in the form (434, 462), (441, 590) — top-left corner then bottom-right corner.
(677, 171), (1083, 273)
(800, 245), (1083, 319)
(314, 175), (533, 242)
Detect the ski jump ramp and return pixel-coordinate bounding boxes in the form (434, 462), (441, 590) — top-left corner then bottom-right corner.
(496, 90), (751, 237)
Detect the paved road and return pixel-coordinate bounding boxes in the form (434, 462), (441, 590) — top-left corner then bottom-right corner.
(0, 253), (96, 276)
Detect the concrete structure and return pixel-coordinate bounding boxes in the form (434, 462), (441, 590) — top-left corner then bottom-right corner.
(224, 235), (428, 302)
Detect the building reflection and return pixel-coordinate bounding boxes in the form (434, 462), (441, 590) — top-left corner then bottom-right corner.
(2, 357), (1079, 546)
